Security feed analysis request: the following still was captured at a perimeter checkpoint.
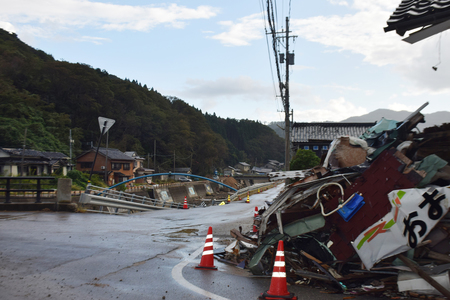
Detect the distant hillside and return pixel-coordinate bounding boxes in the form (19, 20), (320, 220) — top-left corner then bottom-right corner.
(0, 28), (284, 175)
(267, 122), (285, 139)
(341, 109), (450, 130)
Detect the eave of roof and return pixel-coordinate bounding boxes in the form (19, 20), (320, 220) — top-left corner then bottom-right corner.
(385, 0), (450, 36)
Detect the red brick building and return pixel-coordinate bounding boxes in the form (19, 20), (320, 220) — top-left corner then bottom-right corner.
(76, 148), (134, 186)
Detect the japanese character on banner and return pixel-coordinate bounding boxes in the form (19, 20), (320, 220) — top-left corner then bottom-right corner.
(352, 186), (450, 270)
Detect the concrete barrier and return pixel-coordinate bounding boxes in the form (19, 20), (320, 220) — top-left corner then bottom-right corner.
(195, 184), (208, 197)
(168, 185), (189, 203)
(153, 188), (173, 203)
(57, 178), (72, 202)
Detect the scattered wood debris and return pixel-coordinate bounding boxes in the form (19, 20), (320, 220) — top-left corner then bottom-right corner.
(220, 102), (450, 298)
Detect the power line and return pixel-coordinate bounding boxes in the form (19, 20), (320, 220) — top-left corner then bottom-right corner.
(259, 0), (278, 101)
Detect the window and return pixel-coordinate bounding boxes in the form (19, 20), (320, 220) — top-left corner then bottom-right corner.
(79, 162), (93, 169)
(123, 163), (130, 170)
(322, 146), (328, 150)
(304, 146), (309, 150)
(112, 163), (121, 170)
(313, 146), (319, 150)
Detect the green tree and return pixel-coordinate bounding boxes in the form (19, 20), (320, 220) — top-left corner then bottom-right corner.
(290, 149), (321, 170)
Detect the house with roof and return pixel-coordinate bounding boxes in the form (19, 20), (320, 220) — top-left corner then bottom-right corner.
(223, 166), (236, 177)
(264, 160), (284, 172)
(291, 122), (376, 158)
(251, 166), (273, 175)
(0, 148), (70, 176)
(234, 162), (251, 173)
(172, 167), (191, 181)
(124, 151), (154, 184)
(76, 148), (135, 186)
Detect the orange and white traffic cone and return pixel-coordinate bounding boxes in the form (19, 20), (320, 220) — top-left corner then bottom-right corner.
(253, 206), (258, 233)
(183, 196), (188, 209)
(195, 226), (217, 270)
(259, 240), (297, 300)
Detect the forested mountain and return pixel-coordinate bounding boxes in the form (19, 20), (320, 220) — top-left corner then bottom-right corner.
(0, 29), (284, 175)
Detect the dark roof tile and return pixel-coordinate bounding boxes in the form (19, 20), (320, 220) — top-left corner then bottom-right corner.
(385, 0), (450, 35)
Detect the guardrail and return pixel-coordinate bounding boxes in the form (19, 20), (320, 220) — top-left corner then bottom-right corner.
(230, 182), (279, 201)
(80, 181), (280, 214)
(0, 176), (56, 203)
(80, 184), (190, 212)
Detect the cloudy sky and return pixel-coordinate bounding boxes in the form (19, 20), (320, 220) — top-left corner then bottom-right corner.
(1, 0), (449, 124)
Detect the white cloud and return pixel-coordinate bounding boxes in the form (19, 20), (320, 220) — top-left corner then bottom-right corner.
(181, 76), (271, 100)
(290, 11), (421, 67)
(0, 1), (219, 34)
(294, 97), (368, 122)
(289, 0), (450, 94)
(328, 0), (349, 6)
(388, 103), (418, 112)
(210, 13), (264, 46)
(165, 76), (278, 121)
(77, 36), (111, 45)
(0, 21), (15, 33)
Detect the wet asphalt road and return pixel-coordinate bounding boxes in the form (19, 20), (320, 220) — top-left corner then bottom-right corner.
(0, 185), (383, 300)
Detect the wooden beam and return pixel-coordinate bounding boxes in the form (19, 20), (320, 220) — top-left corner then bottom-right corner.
(396, 254), (450, 298)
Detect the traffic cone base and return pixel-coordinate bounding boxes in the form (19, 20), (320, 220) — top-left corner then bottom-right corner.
(259, 291), (297, 300)
(195, 265), (217, 270)
(196, 227), (217, 271)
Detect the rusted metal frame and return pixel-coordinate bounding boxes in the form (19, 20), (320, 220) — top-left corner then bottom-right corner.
(259, 173), (357, 239)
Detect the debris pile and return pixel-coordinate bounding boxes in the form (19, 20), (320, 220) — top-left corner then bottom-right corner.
(224, 103), (450, 298)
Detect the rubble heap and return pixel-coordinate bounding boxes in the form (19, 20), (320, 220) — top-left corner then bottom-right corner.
(224, 103), (450, 298)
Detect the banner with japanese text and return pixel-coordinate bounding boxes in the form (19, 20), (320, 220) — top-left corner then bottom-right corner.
(352, 186), (450, 270)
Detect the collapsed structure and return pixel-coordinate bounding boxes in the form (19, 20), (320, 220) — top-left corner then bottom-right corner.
(224, 102), (450, 297)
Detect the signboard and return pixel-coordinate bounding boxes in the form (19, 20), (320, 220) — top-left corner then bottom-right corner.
(188, 187), (196, 195)
(98, 117), (115, 134)
(353, 186), (450, 270)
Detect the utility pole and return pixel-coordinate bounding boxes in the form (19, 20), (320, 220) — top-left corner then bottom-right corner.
(284, 16), (291, 171)
(21, 128), (27, 176)
(266, 2), (296, 171)
(69, 129), (73, 163)
(154, 140), (156, 171)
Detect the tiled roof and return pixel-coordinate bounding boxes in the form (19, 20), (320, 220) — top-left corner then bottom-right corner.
(291, 122), (376, 143)
(385, 0), (450, 36)
(42, 151), (69, 159)
(1, 148), (68, 160)
(97, 148), (134, 161)
(252, 167), (273, 174)
(1, 148), (44, 157)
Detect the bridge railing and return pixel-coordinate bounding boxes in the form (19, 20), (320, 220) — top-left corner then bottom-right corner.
(0, 176), (56, 203)
(80, 184), (189, 212)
